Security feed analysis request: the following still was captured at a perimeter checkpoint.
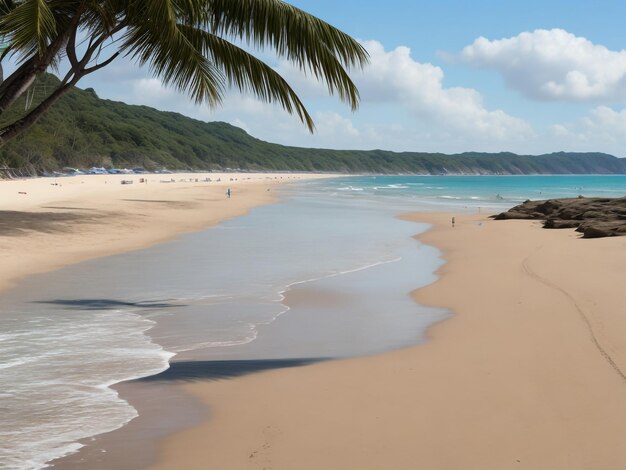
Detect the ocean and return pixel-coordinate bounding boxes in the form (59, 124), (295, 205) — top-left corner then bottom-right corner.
(1, 175), (625, 469)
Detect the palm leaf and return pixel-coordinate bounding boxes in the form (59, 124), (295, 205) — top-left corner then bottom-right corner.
(0, 0), (369, 142)
(180, 24), (314, 130)
(81, 0), (120, 35)
(202, 0), (368, 110)
(121, 0), (367, 128)
(122, 0), (224, 106)
(0, 0), (57, 56)
(0, 0), (16, 15)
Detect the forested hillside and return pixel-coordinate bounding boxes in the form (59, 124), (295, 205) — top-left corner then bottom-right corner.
(1, 74), (625, 175)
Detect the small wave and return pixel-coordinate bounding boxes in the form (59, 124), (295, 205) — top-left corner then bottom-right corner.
(337, 186), (364, 191)
(172, 334), (260, 352)
(0, 356), (38, 370)
(587, 188), (626, 192)
(0, 331), (34, 342)
(271, 256), (404, 307)
(374, 184), (409, 190)
(0, 309), (175, 469)
(439, 195), (461, 200)
(338, 257), (402, 275)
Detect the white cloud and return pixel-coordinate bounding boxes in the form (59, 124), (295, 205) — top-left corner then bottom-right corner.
(83, 39), (532, 153)
(457, 29), (626, 102)
(81, 65), (626, 156)
(130, 78), (173, 102)
(314, 111), (359, 138)
(273, 40), (533, 147)
(552, 106), (626, 144)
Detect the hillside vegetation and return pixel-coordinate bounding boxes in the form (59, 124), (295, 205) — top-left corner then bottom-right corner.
(1, 74), (625, 175)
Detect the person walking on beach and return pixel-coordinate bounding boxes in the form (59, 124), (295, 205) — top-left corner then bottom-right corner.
(452, 216), (455, 228)
(226, 188), (231, 198)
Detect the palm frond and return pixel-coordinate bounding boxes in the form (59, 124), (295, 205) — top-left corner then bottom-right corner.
(180, 24), (314, 130)
(0, 0), (57, 56)
(0, 0), (16, 15)
(81, 0), (120, 35)
(122, 1), (224, 106)
(0, 0), (368, 142)
(202, 0), (369, 110)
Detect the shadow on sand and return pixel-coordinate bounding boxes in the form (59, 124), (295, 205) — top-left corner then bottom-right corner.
(0, 210), (92, 236)
(32, 298), (187, 310)
(138, 358), (326, 383)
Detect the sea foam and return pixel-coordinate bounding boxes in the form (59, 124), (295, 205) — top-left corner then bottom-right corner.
(0, 307), (173, 469)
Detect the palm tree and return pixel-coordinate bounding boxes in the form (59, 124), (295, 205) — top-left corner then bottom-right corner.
(0, 0), (368, 145)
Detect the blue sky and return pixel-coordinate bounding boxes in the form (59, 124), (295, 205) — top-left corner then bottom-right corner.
(74, 0), (626, 156)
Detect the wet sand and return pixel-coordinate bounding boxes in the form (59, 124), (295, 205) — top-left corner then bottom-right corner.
(149, 212), (626, 470)
(0, 172), (335, 470)
(0, 172), (331, 292)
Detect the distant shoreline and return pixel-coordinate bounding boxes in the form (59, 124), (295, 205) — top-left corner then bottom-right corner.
(0, 172), (336, 293)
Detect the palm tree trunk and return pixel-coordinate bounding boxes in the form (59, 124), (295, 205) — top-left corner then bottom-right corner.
(0, 7), (84, 115)
(0, 82), (74, 144)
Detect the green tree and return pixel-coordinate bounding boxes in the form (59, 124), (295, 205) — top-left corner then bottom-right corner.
(0, 0), (368, 145)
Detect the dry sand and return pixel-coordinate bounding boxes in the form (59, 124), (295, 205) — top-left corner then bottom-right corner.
(150, 212), (626, 470)
(0, 172), (331, 292)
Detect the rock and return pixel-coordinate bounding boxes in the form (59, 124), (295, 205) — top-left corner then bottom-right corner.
(544, 219), (580, 229)
(582, 226), (614, 238)
(493, 211), (535, 220)
(582, 210), (603, 219)
(492, 196), (626, 238)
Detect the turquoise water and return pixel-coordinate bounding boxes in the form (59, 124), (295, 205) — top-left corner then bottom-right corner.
(2, 174), (625, 468)
(310, 175), (626, 211)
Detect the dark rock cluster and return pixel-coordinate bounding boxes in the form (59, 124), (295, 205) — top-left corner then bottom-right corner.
(492, 197), (626, 238)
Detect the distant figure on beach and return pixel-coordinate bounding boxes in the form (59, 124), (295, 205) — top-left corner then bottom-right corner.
(452, 216), (455, 228)
(226, 188), (231, 198)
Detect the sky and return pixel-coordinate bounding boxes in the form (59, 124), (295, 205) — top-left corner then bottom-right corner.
(71, 1), (626, 156)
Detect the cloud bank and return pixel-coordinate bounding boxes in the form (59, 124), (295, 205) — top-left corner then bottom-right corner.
(356, 40), (532, 141)
(234, 40), (533, 151)
(458, 28), (626, 102)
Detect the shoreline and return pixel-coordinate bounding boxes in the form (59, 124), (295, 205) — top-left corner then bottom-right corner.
(148, 211), (626, 470)
(0, 172), (334, 293)
(6, 175), (626, 469)
(0, 172), (336, 469)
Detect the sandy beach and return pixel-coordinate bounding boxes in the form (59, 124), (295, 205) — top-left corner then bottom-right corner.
(148, 212), (626, 470)
(0, 172), (330, 292)
(1, 171), (336, 469)
(5, 174), (626, 470)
